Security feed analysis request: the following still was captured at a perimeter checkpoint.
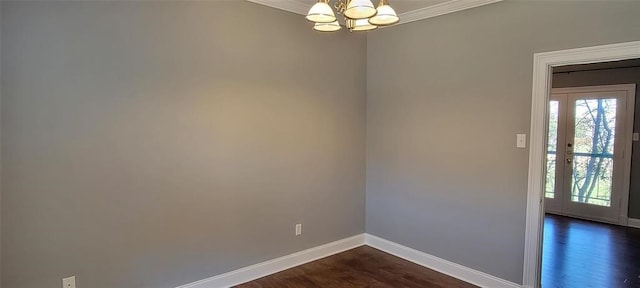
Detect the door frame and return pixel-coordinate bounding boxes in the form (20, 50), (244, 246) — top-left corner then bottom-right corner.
(523, 40), (640, 288)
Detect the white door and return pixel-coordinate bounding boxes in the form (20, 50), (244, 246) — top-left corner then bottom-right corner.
(545, 84), (636, 224)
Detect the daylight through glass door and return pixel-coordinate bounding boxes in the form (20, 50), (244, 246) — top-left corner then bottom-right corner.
(544, 85), (635, 224)
(569, 98), (617, 207)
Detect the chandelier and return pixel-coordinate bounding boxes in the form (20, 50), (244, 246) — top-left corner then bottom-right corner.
(306, 0), (400, 32)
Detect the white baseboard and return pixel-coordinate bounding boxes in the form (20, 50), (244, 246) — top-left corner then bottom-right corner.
(177, 233), (521, 288)
(365, 234), (522, 288)
(628, 218), (640, 229)
(176, 234), (366, 288)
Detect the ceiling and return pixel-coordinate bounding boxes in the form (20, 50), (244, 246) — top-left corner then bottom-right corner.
(248, 0), (503, 25)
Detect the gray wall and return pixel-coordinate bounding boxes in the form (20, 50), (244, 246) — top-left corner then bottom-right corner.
(0, 2), (366, 288)
(366, 0), (640, 284)
(0, 1), (3, 285)
(553, 67), (640, 219)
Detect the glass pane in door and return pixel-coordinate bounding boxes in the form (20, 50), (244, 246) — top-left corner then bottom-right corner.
(570, 98), (617, 207)
(546, 101), (559, 199)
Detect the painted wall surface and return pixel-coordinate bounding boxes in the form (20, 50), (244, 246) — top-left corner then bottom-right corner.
(366, 0), (640, 284)
(553, 67), (640, 219)
(0, 2), (3, 285)
(1, 2), (367, 287)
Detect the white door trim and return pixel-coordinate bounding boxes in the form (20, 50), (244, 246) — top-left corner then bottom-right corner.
(523, 41), (640, 288)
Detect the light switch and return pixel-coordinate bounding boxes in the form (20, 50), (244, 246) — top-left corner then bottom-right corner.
(633, 133), (639, 141)
(517, 134), (527, 148)
(62, 276), (76, 288)
(295, 224), (302, 236)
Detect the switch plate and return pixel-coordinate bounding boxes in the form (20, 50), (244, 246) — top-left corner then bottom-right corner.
(517, 134), (527, 148)
(295, 224), (302, 236)
(62, 276), (76, 288)
(633, 132), (639, 141)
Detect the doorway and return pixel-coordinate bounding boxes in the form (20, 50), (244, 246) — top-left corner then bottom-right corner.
(541, 66), (638, 286)
(545, 84), (636, 224)
(522, 41), (640, 288)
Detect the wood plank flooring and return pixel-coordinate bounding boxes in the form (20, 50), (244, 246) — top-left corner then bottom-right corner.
(235, 246), (477, 288)
(542, 214), (640, 288)
(237, 215), (640, 288)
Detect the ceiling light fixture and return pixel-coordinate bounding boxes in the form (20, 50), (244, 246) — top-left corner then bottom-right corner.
(306, 0), (399, 32)
(314, 21), (342, 32)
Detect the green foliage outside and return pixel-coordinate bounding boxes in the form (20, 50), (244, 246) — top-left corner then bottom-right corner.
(545, 99), (616, 207)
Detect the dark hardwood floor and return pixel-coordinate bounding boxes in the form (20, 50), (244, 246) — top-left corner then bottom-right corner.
(236, 216), (640, 288)
(235, 246), (477, 288)
(542, 214), (640, 288)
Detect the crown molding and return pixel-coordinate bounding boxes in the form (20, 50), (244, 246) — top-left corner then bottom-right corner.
(246, 0), (309, 15)
(246, 0), (504, 26)
(399, 0), (503, 25)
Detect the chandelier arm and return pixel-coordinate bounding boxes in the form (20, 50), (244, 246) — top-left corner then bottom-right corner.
(334, 0), (347, 15)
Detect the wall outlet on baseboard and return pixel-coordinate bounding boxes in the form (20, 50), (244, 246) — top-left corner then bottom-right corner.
(62, 276), (76, 288)
(295, 224), (302, 236)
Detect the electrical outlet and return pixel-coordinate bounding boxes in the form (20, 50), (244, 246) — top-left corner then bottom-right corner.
(62, 276), (76, 288)
(295, 224), (302, 236)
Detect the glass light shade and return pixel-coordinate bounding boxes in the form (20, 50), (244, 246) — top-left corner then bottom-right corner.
(344, 0), (377, 20)
(314, 21), (342, 32)
(347, 19), (378, 31)
(306, 1), (337, 23)
(368, 4), (399, 26)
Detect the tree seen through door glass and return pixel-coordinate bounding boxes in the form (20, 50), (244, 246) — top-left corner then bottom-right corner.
(570, 98), (617, 207)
